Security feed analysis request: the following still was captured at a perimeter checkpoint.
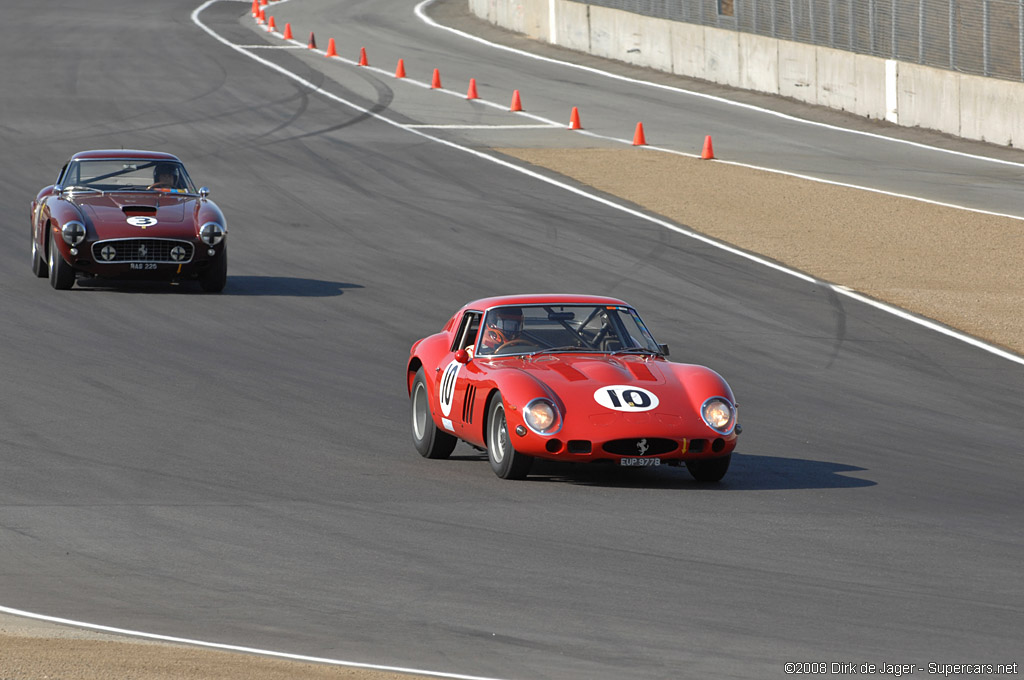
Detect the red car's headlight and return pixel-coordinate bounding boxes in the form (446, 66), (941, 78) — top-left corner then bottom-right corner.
(524, 398), (561, 435)
(701, 397), (736, 434)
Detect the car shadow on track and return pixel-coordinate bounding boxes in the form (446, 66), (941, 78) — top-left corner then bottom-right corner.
(73, 276), (362, 296)
(219, 276), (363, 296)
(516, 453), (876, 490)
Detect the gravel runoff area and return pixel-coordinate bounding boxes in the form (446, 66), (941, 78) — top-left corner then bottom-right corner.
(4, 4), (1024, 680)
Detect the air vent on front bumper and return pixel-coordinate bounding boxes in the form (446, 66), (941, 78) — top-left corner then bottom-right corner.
(92, 238), (194, 264)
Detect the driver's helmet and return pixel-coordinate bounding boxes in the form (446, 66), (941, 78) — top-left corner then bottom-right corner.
(480, 307), (524, 353)
(152, 163), (180, 187)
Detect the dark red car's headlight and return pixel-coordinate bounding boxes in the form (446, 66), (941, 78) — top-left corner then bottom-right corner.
(200, 222), (225, 246)
(61, 221), (86, 246)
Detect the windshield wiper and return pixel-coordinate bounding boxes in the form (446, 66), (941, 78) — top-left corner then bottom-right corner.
(531, 346), (599, 355)
(610, 347), (661, 356)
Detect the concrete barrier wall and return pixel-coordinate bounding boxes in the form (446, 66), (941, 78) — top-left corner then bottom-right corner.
(778, 41), (816, 104)
(897, 63), (960, 134)
(853, 54), (888, 120)
(519, 0), (549, 41)
(469, 0), (1024, 148)
(739, 33), (779, 94)
(669, 21), (705, 80)
(703, 26), (741, 88)
(554, 0), (590, 52)
(959, 75), (1024, 146)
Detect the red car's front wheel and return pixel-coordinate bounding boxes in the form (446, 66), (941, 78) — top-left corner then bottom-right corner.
(685, 455), (731, 483)
(486, 395), (533, 480)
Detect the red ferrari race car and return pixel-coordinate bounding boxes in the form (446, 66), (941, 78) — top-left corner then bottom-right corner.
(407, 294), (741, 481)
(30, 150), (228, 291)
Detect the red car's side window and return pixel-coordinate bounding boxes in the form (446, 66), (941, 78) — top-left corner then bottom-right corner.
(451, 312), (482, 353)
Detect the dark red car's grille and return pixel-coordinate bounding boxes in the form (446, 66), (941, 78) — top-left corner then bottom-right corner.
(92, 239), (194, 264)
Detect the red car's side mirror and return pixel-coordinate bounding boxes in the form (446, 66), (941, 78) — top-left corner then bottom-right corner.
(454, 349), (471, 364)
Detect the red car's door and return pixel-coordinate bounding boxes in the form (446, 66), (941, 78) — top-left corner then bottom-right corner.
(433, 311), (483, 440)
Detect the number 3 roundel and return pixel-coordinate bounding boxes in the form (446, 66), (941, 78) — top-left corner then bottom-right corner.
(594, 385), (660, 412)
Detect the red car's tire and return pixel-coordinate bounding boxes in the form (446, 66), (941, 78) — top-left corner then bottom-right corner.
(48, 234), (75, 290)
(411, 368), (457, 459)
(486, 395), (533, 480)
(685, 454), (731, 483)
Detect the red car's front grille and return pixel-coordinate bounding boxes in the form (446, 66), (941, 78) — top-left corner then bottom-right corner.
(92, 239), (194, 264)
(602, 438), (679, 456)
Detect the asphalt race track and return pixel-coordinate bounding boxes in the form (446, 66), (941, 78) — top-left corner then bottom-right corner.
(1, 1), (1022, 678)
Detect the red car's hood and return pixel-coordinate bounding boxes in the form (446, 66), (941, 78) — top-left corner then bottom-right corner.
(485, 353), (708, 417)
(524, 353), (668, 385)
(78, 193), (189, 226)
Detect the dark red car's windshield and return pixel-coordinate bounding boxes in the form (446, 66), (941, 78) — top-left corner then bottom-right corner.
(61, 159), (195, 194)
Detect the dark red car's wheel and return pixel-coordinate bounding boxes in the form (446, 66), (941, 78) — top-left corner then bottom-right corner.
(31, 231), (47, 277)
(199, 247), (227, 293)
(48, 234), (75, 290)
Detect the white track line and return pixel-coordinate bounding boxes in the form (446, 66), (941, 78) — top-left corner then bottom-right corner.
(406, 123), (561, 129)
(0, 605), (505, 680)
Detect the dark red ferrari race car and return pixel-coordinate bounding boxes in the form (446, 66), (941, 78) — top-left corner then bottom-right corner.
(30, 150), (227, 291)
(407, 294), (741, 481)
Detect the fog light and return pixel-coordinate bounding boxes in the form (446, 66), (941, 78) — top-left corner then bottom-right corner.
(69, 247), (78, 256)
(515, 425), (527, 436)
(208, 248), (216, 256)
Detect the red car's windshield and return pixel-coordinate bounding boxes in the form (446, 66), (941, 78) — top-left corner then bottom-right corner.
(476, 304), (661, 356)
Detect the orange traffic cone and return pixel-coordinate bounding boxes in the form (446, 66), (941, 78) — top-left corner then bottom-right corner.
(357, 46), (368, 65)
(259, 0), (267, 5)
(283, 22), (293, 40)
(431, 68), (442, 89)
(325, 38), (337, 57)
(251, 0), (258, 16)
(569, 106), (582, 130)
(701, 135), (715, 159)
(466, 78), (479, 99)
(632, 122), (647, 146)
(510, 89), (522, 111)
(307, 32), (316, 49)
(267, 16), (276, 31)
(394, 58), (406, 78)
(256, 8), (264, 24)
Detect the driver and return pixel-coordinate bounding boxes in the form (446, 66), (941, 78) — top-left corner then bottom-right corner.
(480, 307), (524, 354)
(149, 163), (180, 190)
